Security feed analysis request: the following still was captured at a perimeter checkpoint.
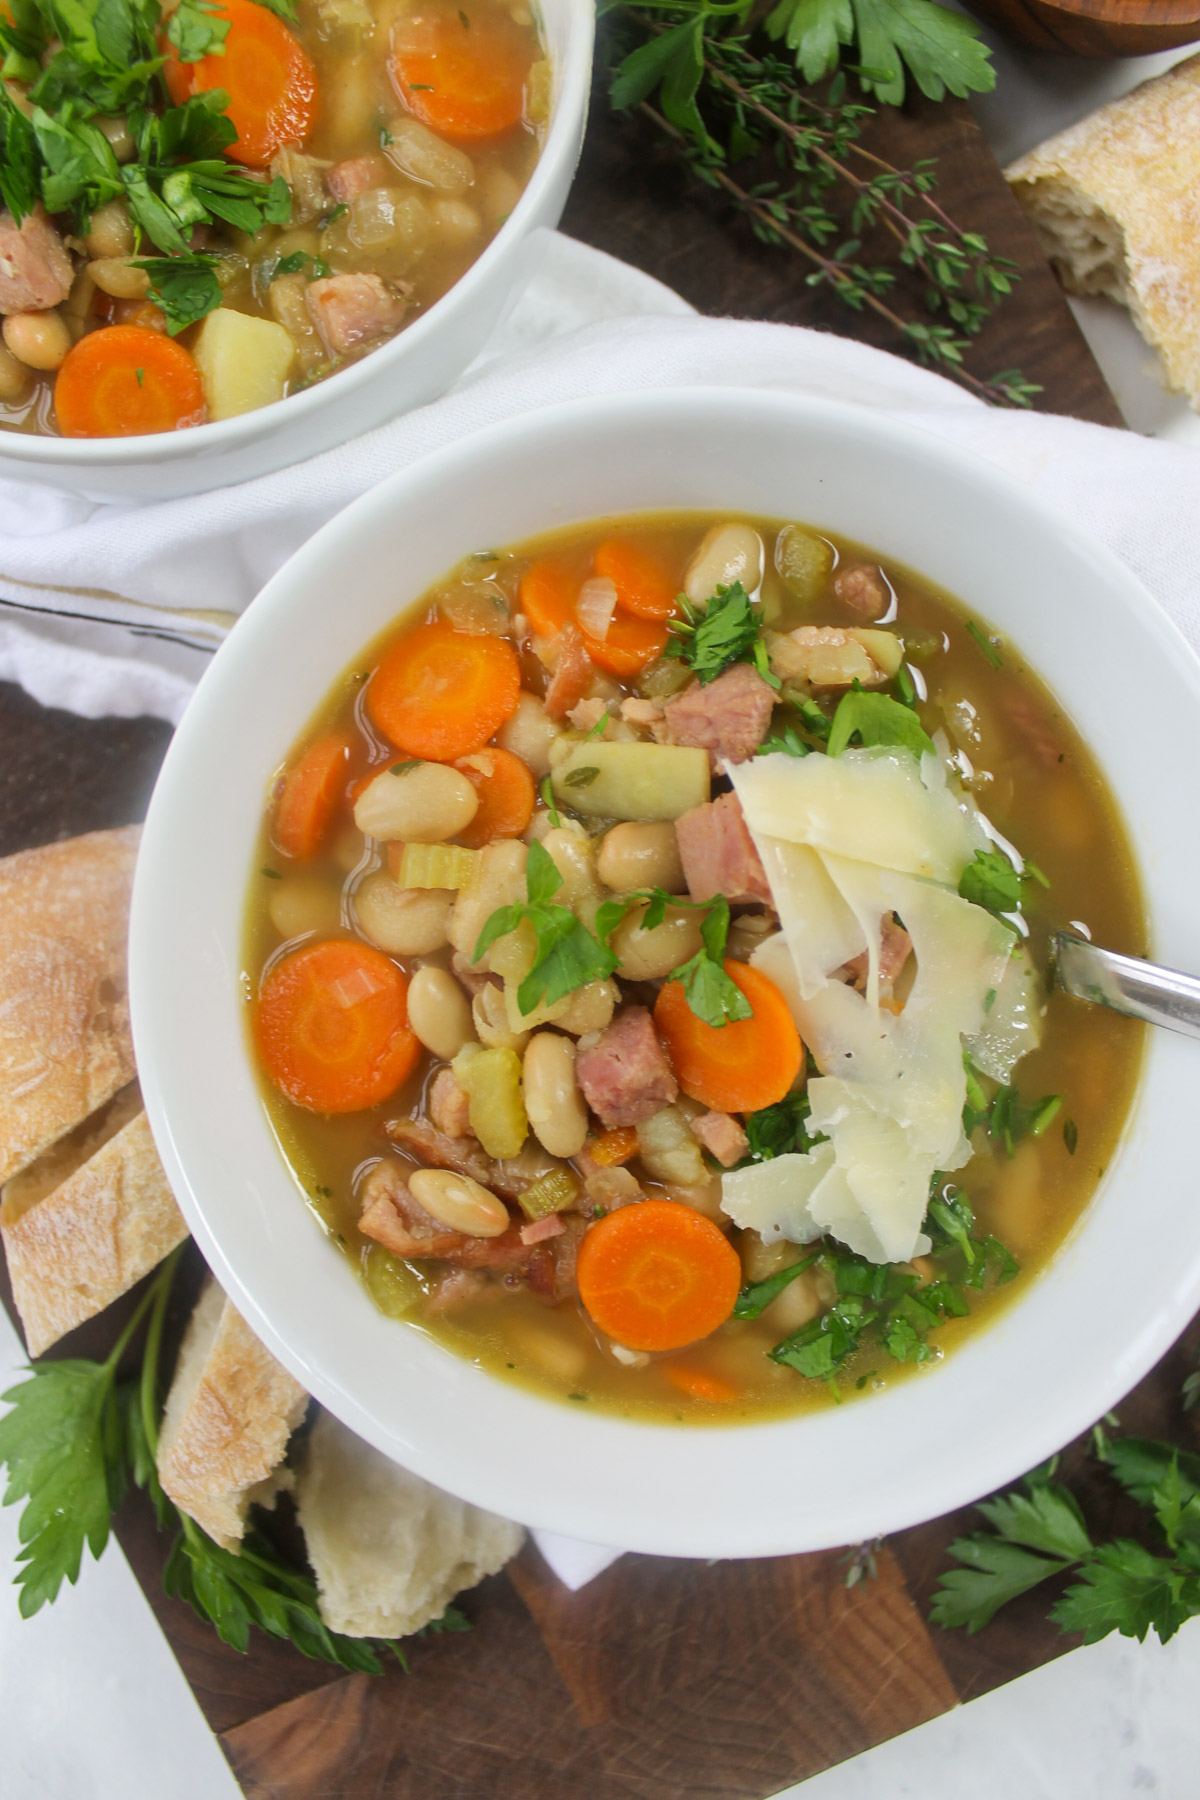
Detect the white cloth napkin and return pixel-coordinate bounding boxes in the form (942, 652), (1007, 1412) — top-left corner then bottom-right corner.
(6, 227), (1200, 1592)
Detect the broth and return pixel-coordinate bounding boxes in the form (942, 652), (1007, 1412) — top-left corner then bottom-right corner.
(244, 512), (1144, 1424)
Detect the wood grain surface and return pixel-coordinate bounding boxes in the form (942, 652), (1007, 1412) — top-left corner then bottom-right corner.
(2, 60), (1189, 1800)
(964, 0), (1200, 60)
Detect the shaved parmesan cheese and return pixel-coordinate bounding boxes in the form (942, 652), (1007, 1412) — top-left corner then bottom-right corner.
(966, 950), (1045, 1081)
(720, 1148), (831, 1246)
(720, 748), (1020, 1265)
(730, 749), (985, 884)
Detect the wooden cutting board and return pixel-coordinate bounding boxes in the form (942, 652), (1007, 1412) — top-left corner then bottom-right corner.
(0, 66), (1176, 1800)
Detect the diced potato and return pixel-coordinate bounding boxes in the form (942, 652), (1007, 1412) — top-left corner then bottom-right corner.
(853, 629), (904, 677)
(192, 308), (296, 420)
(551, 742), (709, 821)
(636, 1105), (708, 1186)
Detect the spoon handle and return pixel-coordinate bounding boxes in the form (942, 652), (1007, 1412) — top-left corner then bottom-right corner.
(1053, 932), (1200, 1042)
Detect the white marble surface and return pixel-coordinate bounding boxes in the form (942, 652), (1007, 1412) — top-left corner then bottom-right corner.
(4, 29), (1200, 1800)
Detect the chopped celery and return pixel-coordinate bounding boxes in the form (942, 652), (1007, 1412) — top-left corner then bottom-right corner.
(453, 1044), (528, 1159)
(362, 1244), (424, 1318)
(518, 1167), (580, 1221)
(398, 843), (480, 890)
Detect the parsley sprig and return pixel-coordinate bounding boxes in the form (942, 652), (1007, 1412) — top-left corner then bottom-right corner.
(0, 1249), (461, 1668)
(932, 1437), (1200, 1644)
(665, 581), (779, 688)
(826, 684), (934, 758)
(473, 838), (618, 1015)
(594, 886), (751, 1028)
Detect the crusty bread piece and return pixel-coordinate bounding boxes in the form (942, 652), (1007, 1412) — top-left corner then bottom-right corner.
(158, 1279), (308, 1550)
(0, 1097), (188, 1356)
(1006, 54), (1200, 409)
(295, 1410), (524, 1638)
(0, 825), (139, 1187)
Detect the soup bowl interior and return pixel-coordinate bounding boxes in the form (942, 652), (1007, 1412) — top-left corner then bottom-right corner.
(0, 0), (595, 502)
(130, 388), (1200, 1557)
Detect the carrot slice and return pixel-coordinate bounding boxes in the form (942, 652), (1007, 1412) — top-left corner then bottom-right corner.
(654, 961), (803, 1114)
(594, 539), (680, 622)
(519, 559), (576, 639)
(455, 746), (535, 847)
(588, 1126), (640, 1167)
(255, 939), (418, 1113)
(576, 1200), (741, 1353)
(391, 9), (532, 142)
(662, 1363), (739, 1404)
(164, 0), (318, 168)
(368, 623), (521, 761)
(273, 735), (352, 861)
(55, 326), (205, 438)
(583, 610), (668, 678)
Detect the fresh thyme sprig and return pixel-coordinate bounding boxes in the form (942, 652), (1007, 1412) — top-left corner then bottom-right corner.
(610, 9), (1040, 408)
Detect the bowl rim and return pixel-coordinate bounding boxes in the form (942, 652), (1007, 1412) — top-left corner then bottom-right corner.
(130, 385), (1200, 1557)
(0, 0), (595, 468)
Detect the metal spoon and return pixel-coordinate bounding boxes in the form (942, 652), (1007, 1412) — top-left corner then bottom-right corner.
(1053, 932), (1200, 1042)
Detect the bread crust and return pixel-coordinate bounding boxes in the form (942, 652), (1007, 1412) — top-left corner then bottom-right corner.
(295, 1410), (524, 1638)
(0, 825), (139, 1187)
(0, 1106), (188, 1357)
(1006, 54), (1200, 408)
(158, 1279), (309, 1550)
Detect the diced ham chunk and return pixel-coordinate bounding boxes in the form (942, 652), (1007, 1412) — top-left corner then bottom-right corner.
(306, 272), (407, 356)
(324, 156), (386, 202)
(519, 1213), (565, 1245)
(386, 1117), (501, 1191)
(620, 697), (663, 727)
(834, 563), (890, 620)
(840, 913), (913, 990)
(359, 1158), (581, 1300)
(690, 1110), (749, 1168)
(575, 1005), (678, 1128)
(425, 1268), (490, 1315)
(572, 1152), (643, 1214)
(660, 663), (776, 769)
(568, 696), (608, 732)
(0, 209), (73, 312)
(544, 624), (596, 722)
(675, 792), (772, 905)
(428, 1067), (472, 1140)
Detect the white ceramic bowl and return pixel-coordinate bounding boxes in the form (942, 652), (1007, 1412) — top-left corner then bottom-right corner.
(0, 0), (594, 503)
(130, 389), (1200, 1558)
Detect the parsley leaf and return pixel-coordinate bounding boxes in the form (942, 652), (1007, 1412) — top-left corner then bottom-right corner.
(734, 1248), (821, 1319)
(663, 894), (753, 1028)
(826, 684), (934, 758)
(1050, 1542), (1199, 1645)
(166, 0), (230, 62)
(473, 839), (617, 1015)
(133, 254), (222, 333)
(764, 0), (995, 106)
(666, 581), (779, 688)
(771, 1293), (875, 1379)
(930, 1532), (1077, 1633)
(744, 1089), (824, 1161)
(0, 85), (40, 221)
(958, 846), (1022, 913)
(757, 720), (809, 757)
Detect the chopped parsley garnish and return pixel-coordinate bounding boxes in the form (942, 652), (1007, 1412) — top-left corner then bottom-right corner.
(665, 581), (780, 688)
(166, 0), (231, 64)
(1063, 1117), (1079, 1156)
(966, 618), (1004, 668)
(595, 887), (750, 1029)
(473, 838), (617, 1015)
(958, 846), (1023, 913)
(757, 720), (809, 758)
(133, 255), (222, 334)
(743, 1089), (824, 1162)
(539, 775), (560, 829)
(826, 685), (935, 758)
(733, 1249), (821, 1319)
(924, 1185), (1020, 1287)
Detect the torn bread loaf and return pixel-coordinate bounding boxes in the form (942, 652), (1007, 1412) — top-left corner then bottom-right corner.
(296, 1410), (524, 1638)
(0, 825), (139, 1186)
(158, 1279), (308, 1550)
(1, 1089), (187, 1356)
(1006, 54), (1200, 409)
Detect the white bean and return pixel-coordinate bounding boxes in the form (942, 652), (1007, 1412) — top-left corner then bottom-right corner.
(267, 878), (340, 940)
(523, 1031), (588, 1158)
(611, 902), (702, 981)
(0, 340), (31, 403)
(87, 258), (150, 300)
(349, 189), (430, 259)
(408, 1168), (510, 1237)
(386, 118), (475, 194)
(85, 200), (136, 259)
(448, 838), (528, 959)
(430, 198), (482, 247)
(354, 873), (453, 956)
(96, 114), (135, 163)
(496, 693), (560, 778)
(406, 965), (475, 1060)
(353, 762), (478, 842)
(2, 309), (71, 371)
(479, 165), (520, 225)
(683, 522), (764, 605)
(597, 821), (683, 893)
